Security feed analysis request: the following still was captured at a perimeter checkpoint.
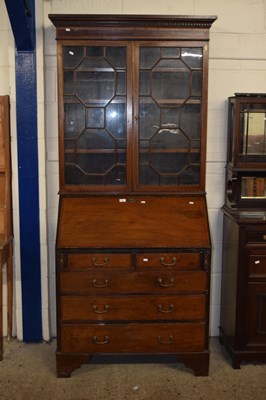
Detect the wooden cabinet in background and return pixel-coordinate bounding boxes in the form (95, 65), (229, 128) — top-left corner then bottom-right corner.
(49, 14), (216, 377)
(220, 94), (266, 367)
(0, 95), (13, 360)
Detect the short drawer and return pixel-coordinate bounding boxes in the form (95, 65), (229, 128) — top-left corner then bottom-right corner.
(247, 230), (266, 244)
(60, 323), (206, 353)
(67, 253), (132, 270)
(249, 255), (266, 276)
(59, 271), (207, 294)
(136, 253), (200, 270)
(60, 294), (206, 322)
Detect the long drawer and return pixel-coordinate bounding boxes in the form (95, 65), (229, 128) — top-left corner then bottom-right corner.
(60, 294), (206, 322)
(59, 271), (207, 294)
(60, 323), (206, 353)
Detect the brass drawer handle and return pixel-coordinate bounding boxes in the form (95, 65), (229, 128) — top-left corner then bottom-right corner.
(92, 335), (110, 345)
(157, 278), (174, 287)
(92, 257), (109, 267)
(263, 235), (266, 241)
(157, 335), (174, 344)
(92, 305), (109, 314)
(92, 279), (109, 288)
(160, 257), (177, 267)
(158, 304), (174, 313)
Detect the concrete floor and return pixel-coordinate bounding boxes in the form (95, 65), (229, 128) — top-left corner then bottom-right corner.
(0, 338), (265, 400)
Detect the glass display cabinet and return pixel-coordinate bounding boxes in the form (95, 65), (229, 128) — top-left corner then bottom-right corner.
(225, 94), (266, 209)
(220, 94), (266, 368)
(50, 14), (216, 378)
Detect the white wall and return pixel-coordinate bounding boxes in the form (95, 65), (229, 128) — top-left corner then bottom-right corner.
(2, 0), (266, 340)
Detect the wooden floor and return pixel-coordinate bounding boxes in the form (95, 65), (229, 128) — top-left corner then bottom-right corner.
(0, 338), (265, 399)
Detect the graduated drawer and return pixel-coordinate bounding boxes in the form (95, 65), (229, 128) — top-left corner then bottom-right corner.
(67, 253), (132, 270)
(60, 323), (206, 353)
(136, 253), (200, 270)
(60, 294), (206, 322)
(249, 255), (266, 276)
(59, 271), (207, 294)
(247, 230), (266, 244)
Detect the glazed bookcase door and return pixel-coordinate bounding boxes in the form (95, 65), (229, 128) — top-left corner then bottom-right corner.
(58, 41), (132, 192)
(133, 42), (208, 192)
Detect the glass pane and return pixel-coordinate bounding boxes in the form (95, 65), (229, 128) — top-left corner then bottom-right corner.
(63, 47), (84, 68)
(241, 111), (266, 155)
(191, 71), (202, 97)
(161, 48), (180, 58)
(241, 177), (266, 198)
(140, 48), (160, 69)
(106, 100), (126, 139)
(180, 104), (201, 140)
(76, 71), (115, 106)
(150, 129), (189, 149)
(179, 166), (200, 185)
(139, 99), (160, 140)
(76, 153), (115, 174)
(106, 47), (126, 68)
(105, 166), (126, 185)
(64, 104), (85, 139)
(181, 48), (203, 69)
(76, 129), (115, 149)
(161, 108), (179, 127)
(77, 58), (113, 70)
(139, 165), (160, 185)
(140, 71), (150, 96)
(117, 72), (126, 95)
(151, 153), (189, 174)
(65, 164), (86, 185)
(86, 47), (104, 57)
(86, 108), (105, 128)
(64, 71), (74, 94)
(152, 70), (190, 101)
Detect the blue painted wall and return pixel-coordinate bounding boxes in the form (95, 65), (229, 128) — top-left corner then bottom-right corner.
(5, 0), (43, 341)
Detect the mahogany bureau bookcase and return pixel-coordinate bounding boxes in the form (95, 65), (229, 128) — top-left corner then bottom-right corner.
(0, 95), (13, 361)
(49, 14), (216, 377)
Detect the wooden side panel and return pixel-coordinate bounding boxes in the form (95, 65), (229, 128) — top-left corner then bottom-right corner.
(0, 96), (12, 240)
(220, 215), (239, 339)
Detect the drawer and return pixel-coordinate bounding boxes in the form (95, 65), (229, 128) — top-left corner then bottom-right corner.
(60, 294), (206, 322)
(247, 231), (266, 244)
(67, 253), (132, 270)
(136, 253), (200, 270)
(60, 323), (206, 353)
(59, 271), (207, 295)
(249, 255), (266, 276)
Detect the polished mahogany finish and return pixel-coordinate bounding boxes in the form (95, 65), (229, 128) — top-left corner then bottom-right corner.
(220, 93), (266, 368)
(0, 96), (13, 360)
(50, 14), (216, 377)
